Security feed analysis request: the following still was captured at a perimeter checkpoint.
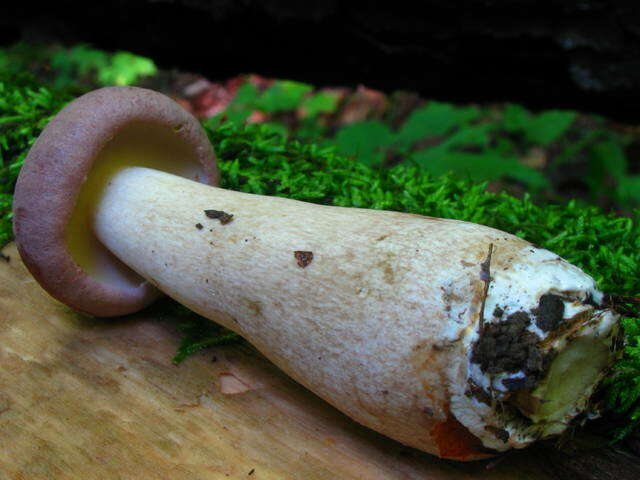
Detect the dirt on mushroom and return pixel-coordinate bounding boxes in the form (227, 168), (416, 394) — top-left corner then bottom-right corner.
(294, 251), (313, 268)
(204, 209), (234, 224)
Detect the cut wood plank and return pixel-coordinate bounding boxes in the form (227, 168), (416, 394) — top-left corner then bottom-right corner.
(0, 242), (633, 479)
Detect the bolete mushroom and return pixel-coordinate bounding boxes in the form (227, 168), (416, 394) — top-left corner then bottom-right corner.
(13, 86), (621, 460)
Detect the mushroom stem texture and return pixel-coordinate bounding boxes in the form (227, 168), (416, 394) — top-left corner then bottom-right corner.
(91, 166), (620, 460)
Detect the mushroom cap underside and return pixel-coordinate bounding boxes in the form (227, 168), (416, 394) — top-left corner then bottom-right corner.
(13, 86), (218, 316)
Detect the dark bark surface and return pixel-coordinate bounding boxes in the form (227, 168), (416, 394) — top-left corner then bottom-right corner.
(2, 1), (640, 121)
(536, 442), (640, 480)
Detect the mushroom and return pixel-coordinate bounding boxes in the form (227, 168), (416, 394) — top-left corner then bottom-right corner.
(13, 87), (621, 460)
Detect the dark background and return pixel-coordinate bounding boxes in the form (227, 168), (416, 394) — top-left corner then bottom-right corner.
(2, 0), (639, 121)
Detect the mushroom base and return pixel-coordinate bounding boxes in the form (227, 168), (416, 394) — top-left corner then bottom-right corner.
(516, 318), (618, 435)
(455, 284), (620, 451)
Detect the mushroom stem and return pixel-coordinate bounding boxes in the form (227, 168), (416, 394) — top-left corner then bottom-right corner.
(90, 165), (620, 458)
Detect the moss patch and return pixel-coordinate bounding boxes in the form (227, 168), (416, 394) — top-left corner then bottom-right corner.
(0, 72), (76, 246)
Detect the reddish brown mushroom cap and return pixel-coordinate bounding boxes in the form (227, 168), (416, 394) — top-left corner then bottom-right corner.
(13, 86), (219, 317)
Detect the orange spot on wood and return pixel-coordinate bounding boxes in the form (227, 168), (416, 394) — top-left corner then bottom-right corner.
(431, 416), (487, 460)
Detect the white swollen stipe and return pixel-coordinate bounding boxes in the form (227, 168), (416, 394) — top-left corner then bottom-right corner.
(92, 166), (620, 458)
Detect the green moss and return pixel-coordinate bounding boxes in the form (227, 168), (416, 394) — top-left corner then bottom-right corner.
(0, 72), (77, 246)
(0, 43), (157, 89)
(603, 316), (640, 440)
(1, 74), (639, 439)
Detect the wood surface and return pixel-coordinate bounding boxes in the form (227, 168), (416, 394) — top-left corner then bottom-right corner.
(0, 242), (636, 480)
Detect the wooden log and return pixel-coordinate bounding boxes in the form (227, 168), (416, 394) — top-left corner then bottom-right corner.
(0, 242), (636, 479)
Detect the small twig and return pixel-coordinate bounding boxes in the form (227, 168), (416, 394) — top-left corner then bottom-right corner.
(606, 294), (640, 304)
(478, 243), (494, 336)
(603, 293), (640, 317)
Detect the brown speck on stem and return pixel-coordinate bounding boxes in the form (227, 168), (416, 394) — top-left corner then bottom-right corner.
(294, 251), (314, 268)
(478, 243), (494, 336)
(195, 223), (203, 230)
(248, 469), (255, 476)
(205, 209), (234, 225)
